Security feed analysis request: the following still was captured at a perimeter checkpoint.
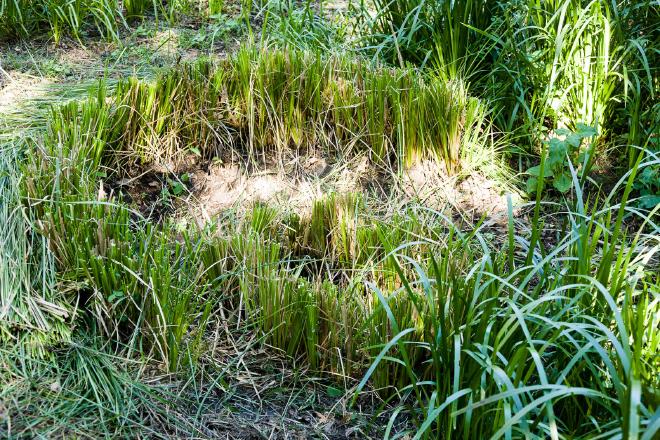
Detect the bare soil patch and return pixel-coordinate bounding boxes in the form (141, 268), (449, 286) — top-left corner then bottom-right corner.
(110, 150), (515, 230)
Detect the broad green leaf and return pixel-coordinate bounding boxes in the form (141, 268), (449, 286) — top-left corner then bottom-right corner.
(326, 386), (343, 398)
(553, 172), (572, 193)
(548, 137), (564, 150)
(566, 133), (581, 148)
(576, 123), (597, 137)
(638, 195), (660, 209)
(527, 165), (553, 178)
(109, 290), (125, 304)
(526, 177), (538, 193)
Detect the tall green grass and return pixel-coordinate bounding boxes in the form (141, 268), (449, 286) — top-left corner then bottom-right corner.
(361, 0), (658, 169)
(0, 0), (234, 42)
(0, 0), (124, 42)
(261, 0), (349, 53)
(355, 161), (660, 438)
(480, 0), (645, 146)
(485, 0), (658, 167)
(0, 146), (70, 357)
(362, 0), (495, 77)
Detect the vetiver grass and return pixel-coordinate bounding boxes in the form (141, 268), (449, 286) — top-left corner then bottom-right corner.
(22, 140), (660, 437)
(1, 12), (657, 436)
(103, 48), (488, 173)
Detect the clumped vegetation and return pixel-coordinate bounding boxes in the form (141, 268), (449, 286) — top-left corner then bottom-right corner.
(91, 49), (485, 171)
(0, 0), (228, 42)
(1, 0), (658, 438)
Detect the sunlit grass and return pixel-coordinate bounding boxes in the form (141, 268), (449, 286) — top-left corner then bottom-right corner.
(1, 2), (658, 437)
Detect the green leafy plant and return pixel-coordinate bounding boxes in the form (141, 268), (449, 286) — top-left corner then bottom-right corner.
(88, 48), (492, 172)
(179, 17), (245, 50)
(633, 163), (660, 209)
(526, 124), (597, 194)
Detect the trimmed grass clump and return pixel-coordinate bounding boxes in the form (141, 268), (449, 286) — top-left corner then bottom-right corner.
(14, 49), (495, 374)
(100, 48), (488, 173)
(22, 94), (216, 370)
(24, 105), (452, 373)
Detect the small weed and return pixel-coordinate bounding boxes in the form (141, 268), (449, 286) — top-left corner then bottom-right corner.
(179, 17), (245, 50)
(167, 173), (190, 196)
(1, 50), (74, 78)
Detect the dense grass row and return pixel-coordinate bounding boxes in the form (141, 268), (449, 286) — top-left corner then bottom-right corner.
(40, 48), (490, 173)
